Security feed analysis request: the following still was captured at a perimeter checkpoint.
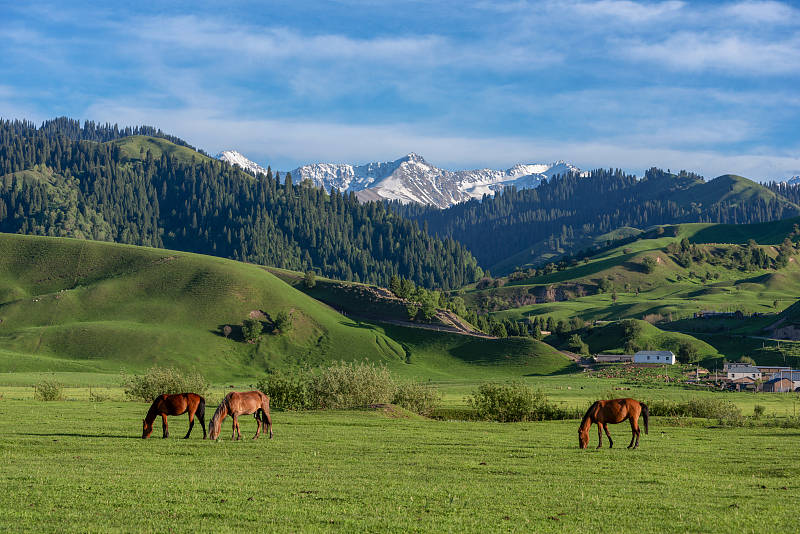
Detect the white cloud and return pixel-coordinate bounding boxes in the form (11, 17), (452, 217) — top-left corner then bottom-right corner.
(622, 32), (800, 74)
(569, 0), (685, 22)
(723, 1), (799, 24)
(81, 100), (800, 181)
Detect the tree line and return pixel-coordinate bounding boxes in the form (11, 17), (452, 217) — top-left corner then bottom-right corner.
(0, 118), (481, 290)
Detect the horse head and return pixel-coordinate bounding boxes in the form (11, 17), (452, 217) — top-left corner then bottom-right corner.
(142, 418), (153, 439)
(578, 426), (590, 449)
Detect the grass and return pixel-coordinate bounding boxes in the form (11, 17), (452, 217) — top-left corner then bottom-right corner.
(108, 135), (214, 165)
(1, 397), (799, 533)
(0, 233), (573, 383)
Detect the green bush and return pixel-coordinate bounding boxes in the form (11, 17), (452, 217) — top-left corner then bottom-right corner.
(468, 381), (581, 422)
(241, 318), (263, 342)
(309, 361), (395, 409)
(256, 371), (312, 411)
(121, 366), (209, 402)
(644, 397), (742, 420)
(257, 363), (440, 415)
(34, 379), (64, 401)
(273, 311), (292, 334)
(468, 382), (542, 422)
(753, 404), (765, 419)
(392, 382), (441, 416)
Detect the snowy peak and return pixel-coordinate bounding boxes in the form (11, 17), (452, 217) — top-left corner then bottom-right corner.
(290, 155), (583, 209)
(217, 150), (268, 177)
(785, 176), (800, 185)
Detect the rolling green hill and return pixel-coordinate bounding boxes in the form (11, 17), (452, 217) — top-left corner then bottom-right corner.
(109, 135), (214, 164)
(0, 233), (571, 382)
(473, 217), (800, 322)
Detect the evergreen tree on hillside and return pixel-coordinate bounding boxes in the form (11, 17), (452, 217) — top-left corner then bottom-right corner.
(0, 119), (479, 290)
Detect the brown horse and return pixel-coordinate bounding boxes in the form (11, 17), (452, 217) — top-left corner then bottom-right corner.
(578, 398), (648, 449)
(208, 390), (273, 441)
(142, 392), (206, 439)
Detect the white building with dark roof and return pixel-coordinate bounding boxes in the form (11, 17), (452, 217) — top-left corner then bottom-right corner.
(633, 350), (676, 365)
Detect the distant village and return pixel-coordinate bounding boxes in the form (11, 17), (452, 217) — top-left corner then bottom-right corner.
(593, 350), (800, 392)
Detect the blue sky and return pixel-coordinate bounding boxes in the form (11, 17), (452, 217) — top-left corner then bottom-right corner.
(1, 1), (798, 179)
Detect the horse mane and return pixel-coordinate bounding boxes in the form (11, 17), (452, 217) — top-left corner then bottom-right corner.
(580, 401), (600, 430)
(209, 394), (231, 434)
(144, 395), (164, 424)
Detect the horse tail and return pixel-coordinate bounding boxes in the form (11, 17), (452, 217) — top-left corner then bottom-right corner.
(196, 395), (206, 420)
(640, 402), (649, 435)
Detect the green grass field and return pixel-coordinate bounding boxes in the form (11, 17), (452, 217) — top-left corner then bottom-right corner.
(1, 398), (798, 533)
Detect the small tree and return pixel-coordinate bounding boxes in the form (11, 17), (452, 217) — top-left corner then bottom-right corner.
(568, 333), (589, 355)
(242, 318), (263, 342)
(676, 341), (700, 364)
(303, 270), (316, 289)
(273, 311), (292, 334)
(642, 256), (657, 274)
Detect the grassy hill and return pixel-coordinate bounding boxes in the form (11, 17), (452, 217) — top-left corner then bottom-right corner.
(473, 217), (800, 323)
(109, 135), (215, 165)
(0, 233), (571, 383)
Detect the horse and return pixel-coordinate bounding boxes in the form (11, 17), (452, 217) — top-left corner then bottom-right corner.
(208, 390), (273, 441)
(142, 392), (206, 439)
(578, 398), (648, 449)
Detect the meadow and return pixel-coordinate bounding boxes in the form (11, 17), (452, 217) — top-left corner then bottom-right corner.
(1, 395), (799, 533)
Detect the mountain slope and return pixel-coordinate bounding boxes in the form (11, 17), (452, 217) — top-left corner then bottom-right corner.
(289, 153), (582, 208)
(0, 118), (480, 290)
(0, 233), (571, 381)
(399, 168), (800, 274)
(217, 150), (269, 177)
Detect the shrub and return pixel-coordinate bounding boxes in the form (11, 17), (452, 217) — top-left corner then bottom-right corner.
(242, 318), (263, 342)
(468, 382), (546, 422)
(34, 378), (64, 401)
(309, 361), (395, 409)
(122, 366), (209, 402)
(256, 371), (312, 411)
(273, 311), (292, 334)
(392, 382), (441, 416)
(303, 270), (316, 289)
(644, 397), (742, 420)
(642, 256), (657, 273)
(753, 404), (765, 419)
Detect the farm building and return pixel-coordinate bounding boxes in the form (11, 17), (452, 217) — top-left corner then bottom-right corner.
(756, 366), (791, 379)
(726, 365), (761, 381)
(763, 377), (794, 392)
(771, 370), (800, 391)
(633, 351), (676, 364)
(730, 376), (756, 391)
(595, 354), (633, 363)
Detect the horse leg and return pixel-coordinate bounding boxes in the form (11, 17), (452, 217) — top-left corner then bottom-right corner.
(253, 411), (261, 440)
(603, 424), (613, 449)
(628, 418), (637, 448)
(199, 412), (206, 440)
(162, 414), (169, 439)
(231, 415), (237, 440)
(633, 419), (641, 449)
(184, 410), (194, 439)
(264, 409), (273, 439)
(596, 422), (603, 448)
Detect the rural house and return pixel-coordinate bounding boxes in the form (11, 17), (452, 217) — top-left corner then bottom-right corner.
(763, 377), (794, 392)
(756, 366), (791, 380)
(633, 350), (676, 364)
(771, 370), (800, 391)
(726, 365), (761, 381)
(595, 354), (634, 363)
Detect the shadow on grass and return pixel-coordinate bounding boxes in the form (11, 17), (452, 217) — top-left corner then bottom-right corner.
(21, 432), (140, 439)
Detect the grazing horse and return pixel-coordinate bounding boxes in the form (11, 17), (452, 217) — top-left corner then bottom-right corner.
(208, 390), (273, 441)
(142, 392), (206, 439)
(578, 398), (648, 449)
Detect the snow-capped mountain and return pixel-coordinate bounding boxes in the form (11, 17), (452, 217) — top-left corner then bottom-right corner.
(217, 150), (269, 177)
(215, 150), (584, 208)
(290, 154), (584, 209)
(785, 176), (800, 185)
